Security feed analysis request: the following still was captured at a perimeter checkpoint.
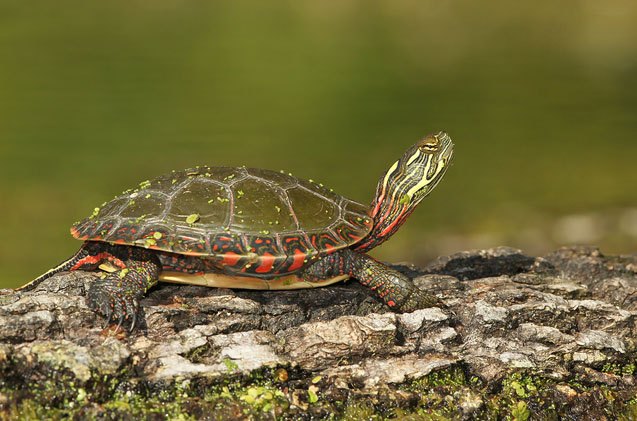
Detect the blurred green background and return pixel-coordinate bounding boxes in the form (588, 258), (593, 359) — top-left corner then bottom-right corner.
(1, 1), (636, 288)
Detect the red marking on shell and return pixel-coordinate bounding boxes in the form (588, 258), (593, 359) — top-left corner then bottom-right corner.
(255, 238), (263, 244)
(387, 300), (396, 307)
(219, 236), (232, 242)
(309, 235), (318, 249)
(255, 252), (276, 273)
(288, 249), (306, 272)
(325, 243), (335, 253)
(114, 239), (127, 244)
(285, 237), (299, 243)
(222, 252), (241, 266)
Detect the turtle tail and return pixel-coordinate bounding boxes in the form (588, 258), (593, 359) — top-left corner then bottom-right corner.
(16, 247), (89, 292)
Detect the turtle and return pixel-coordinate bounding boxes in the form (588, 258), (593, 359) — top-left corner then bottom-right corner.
(19, 131), (454, 329)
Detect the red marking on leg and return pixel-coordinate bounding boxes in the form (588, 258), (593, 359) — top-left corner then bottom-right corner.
(71, 252), (121, 271)
(288, 249), (307, 272)
(255, 253), (275, 274)
(107, 255), (126, 269)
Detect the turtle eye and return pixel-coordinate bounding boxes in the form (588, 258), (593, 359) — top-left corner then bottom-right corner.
(418, 134), (441, 153)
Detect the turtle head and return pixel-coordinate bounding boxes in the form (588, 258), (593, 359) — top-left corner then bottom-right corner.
(356, 131), (454, 252)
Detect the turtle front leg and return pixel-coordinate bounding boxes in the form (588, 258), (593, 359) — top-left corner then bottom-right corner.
(87, 247), (161, 330)
(301, 249), (442, 312)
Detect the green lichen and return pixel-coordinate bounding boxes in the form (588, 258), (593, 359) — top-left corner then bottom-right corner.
(307, 386), (319, 403)
(4, 361), (637, 420)
(222, 358), (239, 373)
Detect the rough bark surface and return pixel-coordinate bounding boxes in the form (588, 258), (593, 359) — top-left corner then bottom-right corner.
(1, 246), (637, 419)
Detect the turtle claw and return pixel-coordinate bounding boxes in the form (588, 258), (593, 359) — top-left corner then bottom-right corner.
(392, 288), (444, 313)
(87, 279), (142, 331)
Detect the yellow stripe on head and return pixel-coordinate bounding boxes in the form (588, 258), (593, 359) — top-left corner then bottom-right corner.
(404, 149), (421, 166)
(405, 158), (446, 199)
(381, 160), (399, 192)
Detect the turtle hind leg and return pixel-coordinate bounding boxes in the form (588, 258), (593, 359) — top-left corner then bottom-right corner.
(301, 248), (443, 312)
(87, 248), (161, 331)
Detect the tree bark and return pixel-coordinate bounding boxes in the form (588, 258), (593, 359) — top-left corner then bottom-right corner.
(1, 246), (636, 419)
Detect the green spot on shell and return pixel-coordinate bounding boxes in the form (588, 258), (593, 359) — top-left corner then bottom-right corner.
(274, 205), (281, 213)
(237, 190), (244, 198)
(145, 238), (157, 247)
(153, 232), (163, 240)
(89, 207), (100, 219)
(216, 196), (229, 203)
(145, 193), (151, 199)
(260, 230), (270, 235)
(139, 180), (151, 189)
(186, 214), (200, 224)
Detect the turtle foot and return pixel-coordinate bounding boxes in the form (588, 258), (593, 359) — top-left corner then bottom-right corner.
(394, 288), (446, 313)
(87, 279), (141, 331)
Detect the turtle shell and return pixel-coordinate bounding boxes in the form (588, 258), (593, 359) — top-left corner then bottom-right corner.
(72, 166), (373, 276)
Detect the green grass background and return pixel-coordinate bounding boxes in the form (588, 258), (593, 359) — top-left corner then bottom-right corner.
(1, 1), (636, 287)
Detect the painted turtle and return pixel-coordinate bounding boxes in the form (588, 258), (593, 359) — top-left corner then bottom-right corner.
(20, 132), (454, 329)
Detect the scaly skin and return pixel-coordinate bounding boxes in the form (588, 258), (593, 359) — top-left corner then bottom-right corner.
(86, 247), (160, 330)
(301, 248), (442, 311)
